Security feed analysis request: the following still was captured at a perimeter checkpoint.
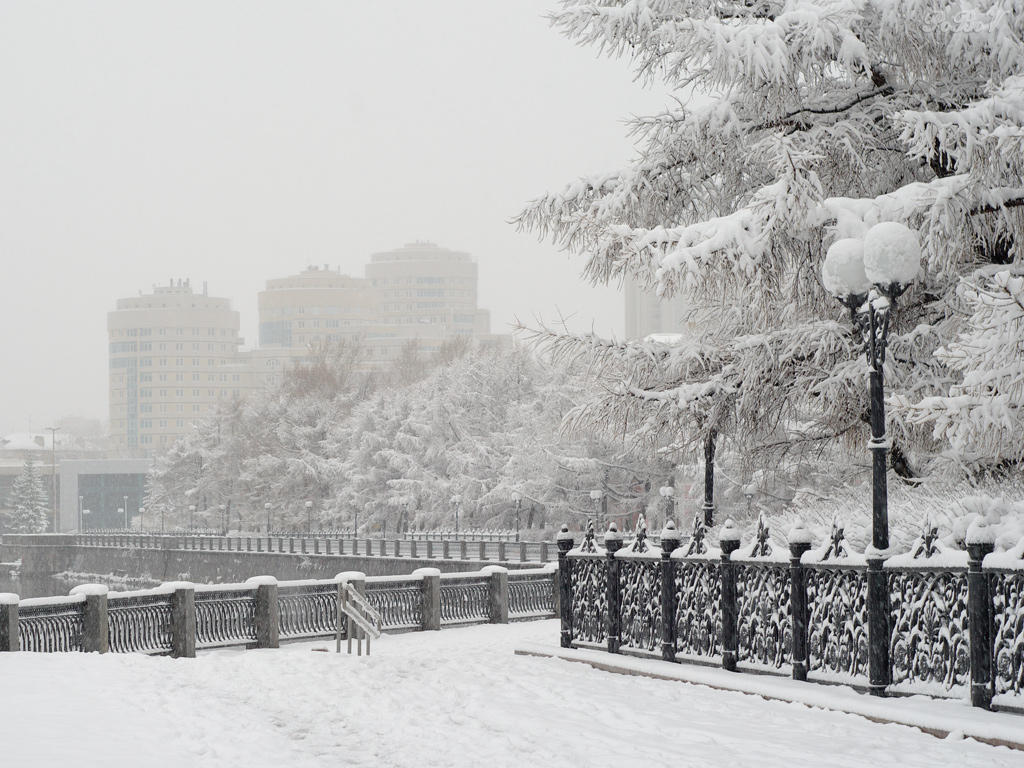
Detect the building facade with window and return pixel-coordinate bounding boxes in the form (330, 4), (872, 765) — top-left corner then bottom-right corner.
(107, 279), (252, 454)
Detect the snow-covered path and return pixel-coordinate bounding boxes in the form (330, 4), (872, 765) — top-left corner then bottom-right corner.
(3, 620), (1023, 768)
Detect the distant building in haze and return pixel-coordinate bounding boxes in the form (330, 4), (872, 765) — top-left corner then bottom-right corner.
(107, 279), (251, 454)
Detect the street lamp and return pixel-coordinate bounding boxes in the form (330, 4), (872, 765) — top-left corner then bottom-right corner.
(219, 504), (227, 535)
(742, 483), (756, 512)
(822, 221), (921, 552)
(265, 502), (272, 535)
(188, 505), (196, 532)
(659, 486), (674, 531)
(822, 221), (921, 699)
(46, 426), (60, 532)
(139, 507), (145, 532)
(511, 491), (522, 542)
(78, 495), (84, 532)
(82, 509), (90, 531)
(123, 496), (129, 529)
(118, 508), (125, 531)
(590, 489), (604, 531)
(305, 500), (313, 536)
(451, 494), (462, 537)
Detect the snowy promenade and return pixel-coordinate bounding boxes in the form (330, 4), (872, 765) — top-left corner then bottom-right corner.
(3, 619), (1024, 768)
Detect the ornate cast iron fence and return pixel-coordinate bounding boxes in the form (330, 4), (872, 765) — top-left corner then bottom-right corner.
(278, 582), (340, 641)
(365, 578), (424, 632)
(508, 570), (556, 620)
(17, 596), (86, 653)
(195, 587), (258, 648)
(107, 592), (173, 654)
(439, 575), (490, 625)
(559, 513), (1024, 712)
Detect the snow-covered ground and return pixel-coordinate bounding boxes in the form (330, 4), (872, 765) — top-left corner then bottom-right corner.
(3, 620), (1024, 768)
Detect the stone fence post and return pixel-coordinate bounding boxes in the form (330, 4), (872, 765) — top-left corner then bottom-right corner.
(788, 522), (813, 682)
(0, 593), (19, 652)
(556, 525), (574, 648)
(483, 566), (508, 624)
(71, 584), (109, 654)
(718, 521), (742, 672)
(248, 576), (280, 649)
(414, 568), (441, 631)
(169, 582), (196, 658)
(967, 523), (996, 710)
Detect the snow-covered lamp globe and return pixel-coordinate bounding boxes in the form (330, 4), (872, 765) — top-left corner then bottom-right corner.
(862, 222), (922, 288)
(821, 221), (923, 558)
(822, 238), (870, 299)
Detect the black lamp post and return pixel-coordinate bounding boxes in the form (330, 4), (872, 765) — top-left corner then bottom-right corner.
(590, 489), (604, 532)
(822, 221), (921, 697)
(305, 500), (313, 536)
(219, 504), (227, 535)
(265, 502), (272, 535)
(822, 223), (922, 552)
(188, 505), (196, 532)
(511, 491), (522, 542)
(451, 495), (462, 537)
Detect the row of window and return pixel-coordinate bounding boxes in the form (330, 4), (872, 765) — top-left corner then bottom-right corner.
(371, 277), (472, 287)
(113, 327), (237, 339)
(263, 306), (369, 316)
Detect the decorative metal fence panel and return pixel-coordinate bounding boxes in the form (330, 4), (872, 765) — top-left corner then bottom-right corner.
(570, 555), (607, 646)
(674, 559), (722, 661)
(508, 573), (555, 619)
(278, 584), (339, 640)
(889, 569), (970, 692)
(18, 600), (85, 652)
(993, 570), (1024, 697)
(367, 580), (423, 631)
(618, 558), (661, 654)
(735, 563), (793, 671)
(439, 578), (489, 625)
(195, 588), (257, 648)
(806, 566), (868, 682)
(107, 594), (173, 654)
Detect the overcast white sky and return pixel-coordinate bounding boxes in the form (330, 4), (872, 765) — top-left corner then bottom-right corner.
(0, 1), (668, 436)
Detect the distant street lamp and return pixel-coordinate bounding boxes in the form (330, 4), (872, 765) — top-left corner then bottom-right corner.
(189, 504), (196, 531)
(118, 508), (125, 531)
(139, 507), (145, 532)
(46, 426), (60, 532)
(219, 504), (227, 535)
(659, 486), (675, 531)
(742, 483), (756, 512)
(123, 496), (129, 529)
(265, 502), (272, 535)
(78, 495), (84, 532)
(590, 489), (604, 531)
(451, 495), (462, 537)
(82, 509), (91, 531)
(305, 500), (313, 536)
(511, 491), (523, 542)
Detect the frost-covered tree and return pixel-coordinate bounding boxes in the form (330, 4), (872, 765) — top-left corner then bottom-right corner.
(7, 454), (49, 533)
(898, 269), (1024, 470)
(517, 0), (1024, 502)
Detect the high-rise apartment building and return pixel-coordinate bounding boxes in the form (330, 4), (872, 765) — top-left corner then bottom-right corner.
(108, 279), (250, 453)
(364, 241), (500, 360)
(248, 266), (378, 387)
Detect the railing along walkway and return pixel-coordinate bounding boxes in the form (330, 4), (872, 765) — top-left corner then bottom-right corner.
(68, 533), (555, 564)
(0, 564), (559, 656)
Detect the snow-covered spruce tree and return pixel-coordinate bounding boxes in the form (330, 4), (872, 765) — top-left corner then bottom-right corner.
(7, 453), (50, 533)
(517, 0), (1024, 516)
